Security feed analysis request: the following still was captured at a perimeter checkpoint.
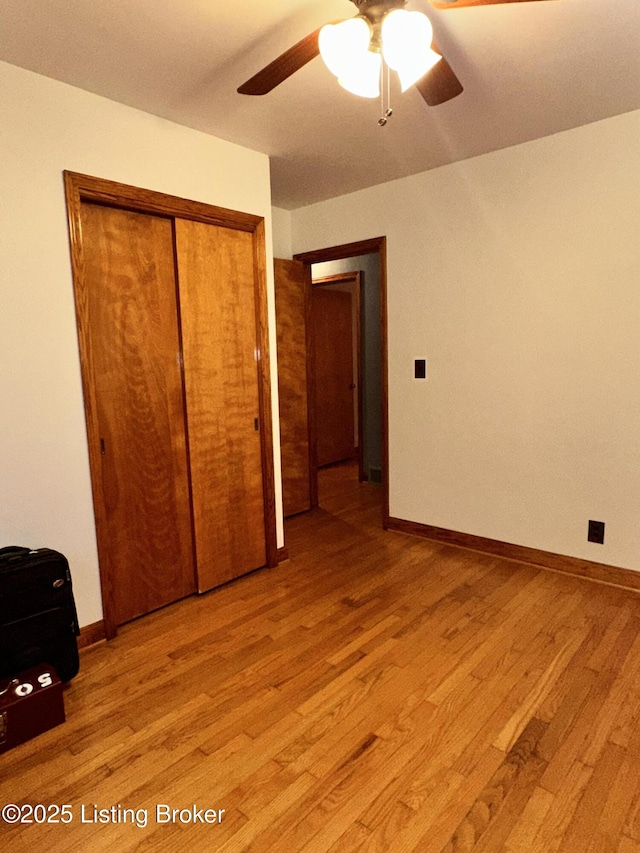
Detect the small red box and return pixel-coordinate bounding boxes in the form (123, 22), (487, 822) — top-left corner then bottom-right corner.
(0, 664), (65, 753)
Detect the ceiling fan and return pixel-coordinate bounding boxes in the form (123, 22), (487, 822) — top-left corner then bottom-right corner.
(238, 0), (557, 110)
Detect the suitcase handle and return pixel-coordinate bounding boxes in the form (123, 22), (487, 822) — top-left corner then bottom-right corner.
(0, 679), (18, 698)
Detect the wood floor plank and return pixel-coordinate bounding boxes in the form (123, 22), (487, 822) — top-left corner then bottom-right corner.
(382, 748), (506, 852)
(493, 633), (584, 754)
(502, 785), (555, 852)
(441, 718), (549, 852)
(618, 838), (640, 853)
(523, 760), (594, 853)
(4, 461), (640, 851)
(557, 741), (626, 852)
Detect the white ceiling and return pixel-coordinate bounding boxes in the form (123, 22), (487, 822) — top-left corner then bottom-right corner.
(1, 0), (639, 209)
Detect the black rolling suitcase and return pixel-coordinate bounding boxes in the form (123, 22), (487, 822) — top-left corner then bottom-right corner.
(0, 547), (80, 682)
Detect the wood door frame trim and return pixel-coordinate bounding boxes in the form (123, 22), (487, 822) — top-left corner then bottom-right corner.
(64, 171), (278, 639)
(253, 219), (279, 569)
(311, 271), (364, 483)
(294, 237), (389, 525)
(303, 262), (319, 509)
(64, 172), (263, 231)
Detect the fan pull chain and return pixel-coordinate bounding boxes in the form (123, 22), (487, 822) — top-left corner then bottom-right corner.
(378, 61), (393, 126)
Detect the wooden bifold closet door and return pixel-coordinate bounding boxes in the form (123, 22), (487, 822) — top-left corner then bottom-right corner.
(69, 174), (274, 636)
(81, 204), (196, 626)
(175, 219), (267, 590)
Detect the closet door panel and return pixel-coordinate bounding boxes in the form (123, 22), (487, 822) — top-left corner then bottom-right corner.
(81, 204), (196, 625)
(175, 219), (266, 591)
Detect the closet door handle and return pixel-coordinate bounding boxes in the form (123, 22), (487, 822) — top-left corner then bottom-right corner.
(254, 418), (259, 431)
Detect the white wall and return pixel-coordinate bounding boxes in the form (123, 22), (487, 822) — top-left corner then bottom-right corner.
(292, 109), (640, 572)
(271, 207), (293, 259)
(0, 60), (283, 629)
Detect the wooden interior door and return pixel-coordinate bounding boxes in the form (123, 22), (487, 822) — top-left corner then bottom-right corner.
(312, 288), (355, 466)
(274, 258), (311, 517)
(175, 219), (267, 591)
(80, 203), (196, 626)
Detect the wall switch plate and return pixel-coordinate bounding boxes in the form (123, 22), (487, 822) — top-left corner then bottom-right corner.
(414, 359), (426, 379)
(588, 520), (605, 544)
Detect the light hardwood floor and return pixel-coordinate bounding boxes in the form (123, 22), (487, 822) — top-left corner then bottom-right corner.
(4, 463), (640, 852)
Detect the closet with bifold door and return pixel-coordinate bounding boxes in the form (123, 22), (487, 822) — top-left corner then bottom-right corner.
(64, 172), (277, 639)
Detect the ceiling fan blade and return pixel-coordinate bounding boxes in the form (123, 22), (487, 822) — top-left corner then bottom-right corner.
(238, 28), (322, 95)
(415, 52), (463, 106)
(429, 0), (557, 8)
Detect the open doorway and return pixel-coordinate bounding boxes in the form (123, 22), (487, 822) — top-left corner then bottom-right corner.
(311, 257), (384, 490)
(311, 271), (363, 479)
(276, 237), (388, 526)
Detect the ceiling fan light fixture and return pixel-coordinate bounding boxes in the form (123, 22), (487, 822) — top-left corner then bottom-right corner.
(320, 16), (380, 99)
(319, 16), (373, 79)
(338, 50), (382, 98)
(317, 5), (450, 108)
(382, 9), (440, 92)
